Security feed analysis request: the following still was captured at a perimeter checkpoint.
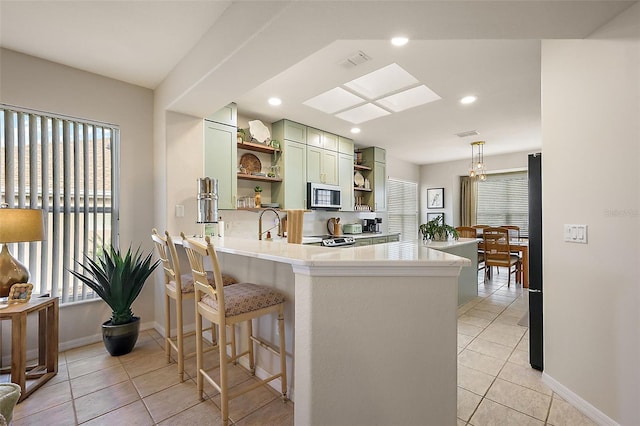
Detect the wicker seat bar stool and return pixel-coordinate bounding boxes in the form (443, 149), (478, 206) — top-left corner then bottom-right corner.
(182, 234), (288, 426)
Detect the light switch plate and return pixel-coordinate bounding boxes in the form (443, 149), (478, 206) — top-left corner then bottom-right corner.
(564, 224), (587, 244)
(175, 204), (185, 218)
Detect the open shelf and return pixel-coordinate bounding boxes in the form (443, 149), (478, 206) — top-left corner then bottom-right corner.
(237, 141), (280, 154)
(237, 173), (282, 183)
(354, 164), (372, 171)
(354, 187), (372, 192)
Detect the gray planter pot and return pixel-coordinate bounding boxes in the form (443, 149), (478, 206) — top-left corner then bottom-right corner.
(102, 317), (140, 356)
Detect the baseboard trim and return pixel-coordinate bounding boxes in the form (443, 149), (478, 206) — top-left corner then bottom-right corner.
(542, 372), (619, 426)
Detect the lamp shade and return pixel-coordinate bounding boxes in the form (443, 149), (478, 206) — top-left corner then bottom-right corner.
(0, 208), (45, 243)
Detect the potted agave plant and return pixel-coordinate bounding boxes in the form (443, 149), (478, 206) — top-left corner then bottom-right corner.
(69, 245), (159, 356)
(419, 215), (459, 242)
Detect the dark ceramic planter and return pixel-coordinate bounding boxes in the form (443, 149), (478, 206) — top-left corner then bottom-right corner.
(102, 317), (140, 356)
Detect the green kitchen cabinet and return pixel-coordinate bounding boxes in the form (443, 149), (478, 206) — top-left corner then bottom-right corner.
(273, 119), (306, 143)
(339, 152), (354, 211)
(354, 237), (372, 247)
(204, 118), (237, 209)
(387, 234), (400, 242)
(206, 103), (237, 127)
(338, 136), (354, 155)
(272, 139), (307, 209)
(307, 127), (338, 151)
(359, 147), (387, 212)
(307, 145), (339, 185)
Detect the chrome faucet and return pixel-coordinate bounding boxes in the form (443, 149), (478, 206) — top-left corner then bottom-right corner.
(258, 208), (281, 240)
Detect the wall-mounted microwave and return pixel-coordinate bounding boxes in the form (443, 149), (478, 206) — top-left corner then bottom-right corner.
(307, 182), (341, 210)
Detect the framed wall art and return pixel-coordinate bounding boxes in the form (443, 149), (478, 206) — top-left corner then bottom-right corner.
(427, 188), (444, 209)
(427, 212), (445, 223)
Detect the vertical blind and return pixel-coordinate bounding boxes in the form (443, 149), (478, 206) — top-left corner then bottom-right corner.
(476, 171), (529, 237)
(1, 105), (119, 303)
(387, 179), (418, 241)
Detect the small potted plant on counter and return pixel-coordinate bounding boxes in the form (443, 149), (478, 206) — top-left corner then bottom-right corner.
(419, 215), (459, 242)
(254, 185), (263, 208)
(69, 245), (159, 356)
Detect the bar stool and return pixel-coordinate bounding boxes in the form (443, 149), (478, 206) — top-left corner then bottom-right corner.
(182, 234), (288, 426)
(151, 229), (238, 381)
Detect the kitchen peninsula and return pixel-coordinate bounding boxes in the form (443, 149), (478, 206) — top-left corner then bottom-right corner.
(181, 235), (470, 425)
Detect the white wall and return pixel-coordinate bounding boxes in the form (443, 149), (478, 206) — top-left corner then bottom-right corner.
(419, 151), (531, 226)
(541, 3), (640, 424)
(0, 48), (156, 349)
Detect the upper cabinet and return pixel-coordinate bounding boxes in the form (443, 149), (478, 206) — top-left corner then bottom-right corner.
(272, 120), (307, 209)
(307, 146), (339, 185)
(204, 111), (237, 210)
(206, 103), (237, 127)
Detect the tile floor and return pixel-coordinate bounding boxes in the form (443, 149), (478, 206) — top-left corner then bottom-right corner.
(9, 271), (595, 425)
(456, 271), (596, 426)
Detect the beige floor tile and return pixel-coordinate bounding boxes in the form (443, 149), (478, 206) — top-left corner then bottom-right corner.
(12, 400), (76, 426)
(466, 338), (514, 361)
(458, 349), (506, 377)
(474, 302), (507, 314)
(458, 322), (484, 338)
(469, 398), (543, 426)
(74, 381), (141, 423)
(498, 362), (552, 396)
(212, 377), (279, 423)
(507, 349), (530, 368)
(81, 400), (153, 426)
(458, 386), (482, 422)
(200, 364), (253, 399)
(132, 363), (186, 398)
(465, 309), (500, 321)
(66, 353), (121, 379)
(458, 364), (495, 396)
(458, 333), (475, 348)
(547, 394), (597, 426)
(13, 380), (72, 420)
(457, 418), (466, 426)
(70, 364), (130, 398)
(121, 351), (173, 378)
(42, 362), (70, 388)
(235, 398), (294, 426)
(64, 342), (106, 363)
(485, 378), (551, 420)
(516, 336), (529, 351)
(157, 398), (223, 425)
(477, 327), (524, 348)
(458, 314), (492, 329)
(143, 379), (202, 423)
(117, 338), (164, 364)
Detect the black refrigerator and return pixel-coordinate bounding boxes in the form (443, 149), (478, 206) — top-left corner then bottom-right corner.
(528, 153), (543, 371)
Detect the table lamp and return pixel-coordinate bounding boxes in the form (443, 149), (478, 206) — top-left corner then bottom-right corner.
(0, 206), (45, 298)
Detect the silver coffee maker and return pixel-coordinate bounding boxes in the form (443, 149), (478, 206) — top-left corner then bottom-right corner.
(196, 177), (219, 225)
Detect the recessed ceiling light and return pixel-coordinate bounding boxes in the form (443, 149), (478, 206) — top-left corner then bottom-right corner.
(460, 95), (477, 105)
(351, 127), (361, 134)
(268, 97), (282, 106)
(391, 37), (409, 46)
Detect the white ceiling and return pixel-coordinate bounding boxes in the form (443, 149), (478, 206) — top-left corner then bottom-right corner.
(1, 1), (635, 165)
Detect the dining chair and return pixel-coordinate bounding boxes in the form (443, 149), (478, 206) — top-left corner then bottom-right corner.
(151, 229), (238, 381)
(182, 234), (288, 426)
(501, 225), (521, 240)
(482, 227), (521, 286)
(457, 226), (485, 272)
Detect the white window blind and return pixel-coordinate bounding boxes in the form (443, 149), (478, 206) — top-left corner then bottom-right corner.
(476, 171), (528, 237)
(387, 179), (418, 241)
(1, 105), (119, 303)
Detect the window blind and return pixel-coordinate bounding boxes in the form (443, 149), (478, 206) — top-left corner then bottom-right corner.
(1, 105), (119, 303)
(476, 171), (528, 237)
(387, 179), (418, 241)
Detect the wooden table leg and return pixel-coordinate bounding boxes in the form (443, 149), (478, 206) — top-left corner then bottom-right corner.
(522, 246), (529, 289)
(11, 313), (27, 396)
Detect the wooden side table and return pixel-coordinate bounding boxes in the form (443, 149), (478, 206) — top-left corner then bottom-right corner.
(0, 297), (59, 402)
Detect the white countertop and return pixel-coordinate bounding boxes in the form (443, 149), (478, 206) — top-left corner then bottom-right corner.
(301, 232), (400, 245)
(179, 235), (471, 272)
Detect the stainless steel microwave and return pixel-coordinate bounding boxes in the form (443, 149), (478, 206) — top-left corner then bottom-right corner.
(307, 182), (341, 210)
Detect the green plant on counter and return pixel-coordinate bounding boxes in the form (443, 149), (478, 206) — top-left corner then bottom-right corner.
(237, 128), (246, 141)
(419, 215), (459, 242)
(254, 186), (263, 193)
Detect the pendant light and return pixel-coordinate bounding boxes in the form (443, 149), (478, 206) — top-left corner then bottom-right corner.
(469, 141), (487, 181)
